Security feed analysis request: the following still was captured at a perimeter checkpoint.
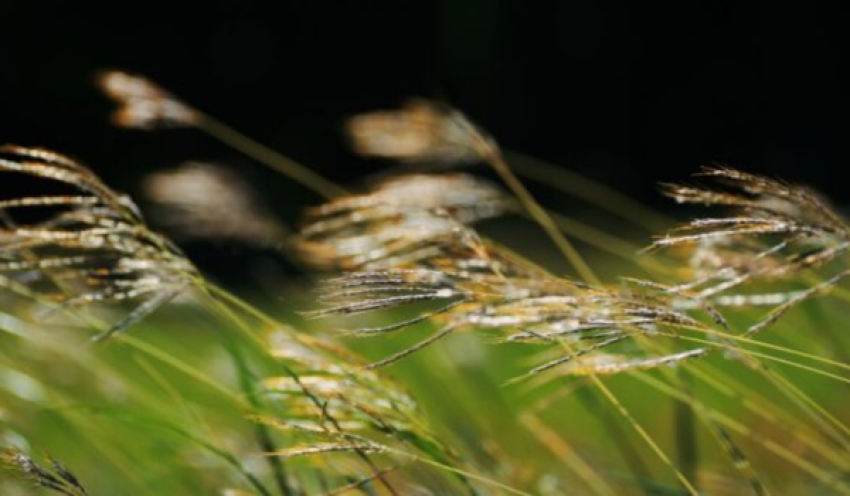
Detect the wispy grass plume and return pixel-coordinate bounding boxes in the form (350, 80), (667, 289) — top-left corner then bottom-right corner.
(97, 70), (345, 199)
(254, 329), (467, 494)
(142, 162), (289, 247)
(296, 173), (512, 271)
(656, 166), (850, 297)
(0, 145), (198, 340)
(98, 70), (197, 129)
(655, 166), (850, 340)
(310, 209), (712, 378)
(346, 99), (494, 165)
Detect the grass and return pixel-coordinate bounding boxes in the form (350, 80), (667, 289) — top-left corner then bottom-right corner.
(2, 70), (850, 495)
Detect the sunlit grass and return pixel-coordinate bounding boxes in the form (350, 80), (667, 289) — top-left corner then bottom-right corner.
(2, 72), (850, 495)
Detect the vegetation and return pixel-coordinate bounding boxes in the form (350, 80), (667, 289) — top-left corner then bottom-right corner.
(2, 71), (850, 495)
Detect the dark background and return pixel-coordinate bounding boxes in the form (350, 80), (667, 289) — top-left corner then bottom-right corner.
(0, 1), (847, 213)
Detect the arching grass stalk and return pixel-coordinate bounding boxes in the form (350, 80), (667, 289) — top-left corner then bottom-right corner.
(535, 327), (700, 495)
(481, 143), (600, 286)
(518, 411), (619, 496)
(503, 149), (674, 233)
(192, 111), (347, 199)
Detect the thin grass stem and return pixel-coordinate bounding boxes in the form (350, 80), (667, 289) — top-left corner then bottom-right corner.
(484, 148), (599, 286)
(635, 373), (850, 495)
(519, 411), (618, 496)
(375, 446), (534, 496)
(194, 112), (347, 199)
(504, 150), (673, 232)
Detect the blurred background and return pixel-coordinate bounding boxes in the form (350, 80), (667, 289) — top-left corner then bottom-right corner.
(0, 1), (847, 266)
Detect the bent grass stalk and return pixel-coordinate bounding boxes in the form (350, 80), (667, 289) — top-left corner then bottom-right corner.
(504, 149), (674, 233)
(483, 146), (600, 286)
(653, 332), (850, 443)
(660, 352), (850, 468)
(631, 373), (850, 495)
(624, 322), (850, 494)
(648, 336), (850, 476)
(533, 325), (700, 495)
(192, 111), (347, 200)
(518, 411), (618, 496)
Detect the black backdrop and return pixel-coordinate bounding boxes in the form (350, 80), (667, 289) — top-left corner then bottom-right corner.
(1, 1), (847, 212)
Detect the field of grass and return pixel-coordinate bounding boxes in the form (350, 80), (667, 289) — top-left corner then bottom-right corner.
(3, 71), (850, 495)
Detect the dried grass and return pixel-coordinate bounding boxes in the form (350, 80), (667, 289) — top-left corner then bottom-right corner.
(3, 78), (850, 495)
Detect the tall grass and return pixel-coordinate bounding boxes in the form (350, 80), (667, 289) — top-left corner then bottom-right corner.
(2, 71), (849, 495)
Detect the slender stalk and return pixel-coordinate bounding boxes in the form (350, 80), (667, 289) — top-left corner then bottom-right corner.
(687, 365), (849, 470)
(544, 209), (673, 275)
(476, 143), (698, 493)
(674, 370), (698, 491)
(663, 333), (850, 387)
(195, 112), (347, 199)
(635, 373), (850, 495)
(504, 149), (674, 232)
(224, 332), (293, 496)
(119, 334), (246, 405)
(519, 411), (617, 496)
(589, 374), (699, 495)
(484, 147), (599, 286)
(376, 446), (534, 496)
(575, 388), (653, 493)
(759, 366), (850, 447)
(501, 311), (698, 490)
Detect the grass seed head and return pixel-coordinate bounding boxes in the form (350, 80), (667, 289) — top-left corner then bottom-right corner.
(256, 330), (459, 492)
(142, 162), (288, 246)
(313, 211), (709, 377)
(346, 99), (495, 165)
(264, 330), (420, 436)
(97, 70), (197, 129)
(0, 145), (198, 339)
(297, 173), (512, 270)
(657, 166), (850, 298)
